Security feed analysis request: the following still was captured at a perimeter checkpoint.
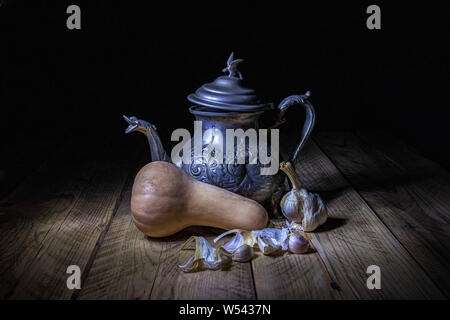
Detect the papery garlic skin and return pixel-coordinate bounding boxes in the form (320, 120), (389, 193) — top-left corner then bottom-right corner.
(213, 229), (257, 253)
(232, 244), (254, 262)
(179, 223), (315, 272)
(178, 236), (231, 272)
(252, 227), (289, 254)
(215, 227), (290, 256)
(301, 191), (327, 232)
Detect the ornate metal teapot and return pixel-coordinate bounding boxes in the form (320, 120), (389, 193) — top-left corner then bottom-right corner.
(123, 53), (315, 213)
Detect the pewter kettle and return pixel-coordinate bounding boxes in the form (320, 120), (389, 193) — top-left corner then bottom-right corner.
(123, 53), (315, 213)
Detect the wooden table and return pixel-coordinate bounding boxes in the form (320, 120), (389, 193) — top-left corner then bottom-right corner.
(1, 131), (449, 299)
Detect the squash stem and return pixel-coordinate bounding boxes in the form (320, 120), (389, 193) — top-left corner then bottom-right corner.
(280, 161), (302, 190)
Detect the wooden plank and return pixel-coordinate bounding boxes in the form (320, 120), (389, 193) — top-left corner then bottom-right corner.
(77, 157), (161, 300)
(326, 130), (450, 297)
(80, 187), (256, 299)
(149, 228), (256, 300)
(251, 218), (343, 299)
(3, 136), (140, 299)
(0, 137), (106, 298)
(79, 161), (256, 300)
(285, 139), (444, 299)
(246, 133), (344, 299)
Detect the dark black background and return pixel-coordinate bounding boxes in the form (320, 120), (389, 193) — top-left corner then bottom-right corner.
(1, 1), (449, 168)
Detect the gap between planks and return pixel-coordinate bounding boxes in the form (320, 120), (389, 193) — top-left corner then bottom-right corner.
(78, 184), (257, 299)
(80, 133), (445, 300)
(1, 136), (141, 299)
(70, 148), (144, 300)
(0, 137), (103, 298)
(5, 132), (444, 299)
(289, 138), (444, 299)
(313, 132), (449, 297)
(79, 134), (349, 300)
(358, 131), (448, 295)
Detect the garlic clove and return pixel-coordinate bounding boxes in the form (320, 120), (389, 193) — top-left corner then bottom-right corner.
(213, 229), (257, 253)
(232, 244), (254, 262)
(280, 191), (305, 223)
(288, 232), (309, 254)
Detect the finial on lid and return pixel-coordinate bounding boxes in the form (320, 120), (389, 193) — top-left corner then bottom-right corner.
(222, 52), (244, 79)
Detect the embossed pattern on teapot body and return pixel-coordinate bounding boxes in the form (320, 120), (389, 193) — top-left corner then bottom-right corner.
(180, 109), (285, 204)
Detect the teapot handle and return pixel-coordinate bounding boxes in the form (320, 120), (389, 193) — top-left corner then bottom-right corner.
(271, 91), (316, 161)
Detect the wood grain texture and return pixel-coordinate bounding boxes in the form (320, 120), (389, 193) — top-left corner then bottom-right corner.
(251, 219), (343, 299)
(337, 131), (450, 296)
(77, 157), (162, 300)
(81, 200), (256, 299)
(2, 131), (447, 300)
(288, 139), (444, 299)
(2, 137), (140, 299)
(0, 138), (105, 298)
(248, 134), (345, 299)
(149, 229), (256, 300)
(79, 163), (256, 300)
(85, 225), (256, 300)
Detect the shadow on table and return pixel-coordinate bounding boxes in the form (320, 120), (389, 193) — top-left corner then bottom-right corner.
(314, 217), (346, 233)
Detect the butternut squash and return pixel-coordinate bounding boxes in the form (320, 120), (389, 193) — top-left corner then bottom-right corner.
(131, 161), (269, 237)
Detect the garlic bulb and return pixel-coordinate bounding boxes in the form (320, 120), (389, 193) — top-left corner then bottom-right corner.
(232, 244), (254, 262)
(279, 161), (305, 223)
(280, 161), (328, 232)
(288, 232), (309, 254)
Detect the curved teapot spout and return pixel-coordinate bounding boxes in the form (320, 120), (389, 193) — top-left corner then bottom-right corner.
(123, 115), (170, 162)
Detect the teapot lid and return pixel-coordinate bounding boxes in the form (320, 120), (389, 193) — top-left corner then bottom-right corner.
(187, 53), (269, 112)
